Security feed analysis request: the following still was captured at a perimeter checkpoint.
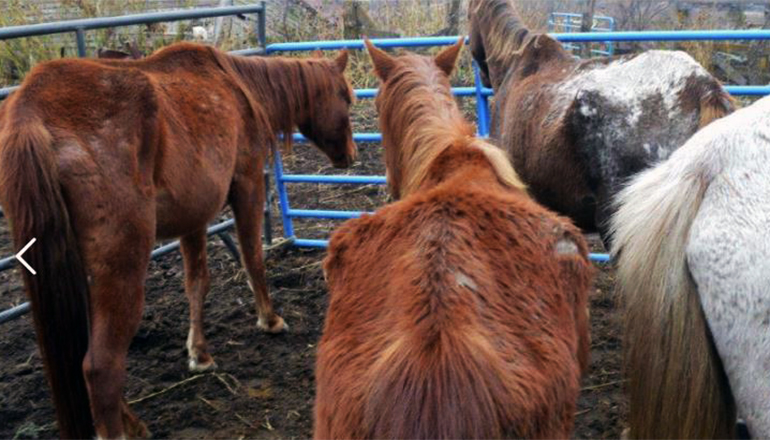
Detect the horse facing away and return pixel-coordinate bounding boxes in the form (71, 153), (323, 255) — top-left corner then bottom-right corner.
(0, 42), (356, 438)
(468, 0), (734, 247)
(611, 94), (770, 439)
(313, 39), (594, 439)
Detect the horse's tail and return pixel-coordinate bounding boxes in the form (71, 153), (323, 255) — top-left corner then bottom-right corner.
(610, 159), (735, 439)
(699, 84), (736, 128)
(364, 328), (511, 439)
(0, 118), (94, 438)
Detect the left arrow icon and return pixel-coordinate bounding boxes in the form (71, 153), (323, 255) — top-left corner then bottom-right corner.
(16, 238), (36, 275)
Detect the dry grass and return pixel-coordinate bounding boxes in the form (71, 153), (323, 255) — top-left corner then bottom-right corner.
(1, 0), (760, 96)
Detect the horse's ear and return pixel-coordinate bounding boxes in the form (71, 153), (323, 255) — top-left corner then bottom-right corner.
(364, 39), (396, 82)
(311, 50), (323, 58)
(435, 37), (464, 77)
(335, 50), (349, 71)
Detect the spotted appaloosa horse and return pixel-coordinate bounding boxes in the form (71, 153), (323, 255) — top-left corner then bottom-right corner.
(313, 38), (594, 439)
(0, 42), (356, 438)
(611, 94), (770, 439)
(468, 0), (734, 247)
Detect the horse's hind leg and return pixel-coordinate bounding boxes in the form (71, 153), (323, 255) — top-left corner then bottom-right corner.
(230, 170), (286, 332)
(181, 229), (216, 372)
(82, 259), (150, 438)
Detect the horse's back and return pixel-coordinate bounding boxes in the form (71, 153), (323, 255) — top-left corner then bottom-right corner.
(319, 184), (592, 438)
(684, 100), (770, 436)
(498, 48), (732, 233)
(564, 50), (730, 184)
(5, 44), (249, 240)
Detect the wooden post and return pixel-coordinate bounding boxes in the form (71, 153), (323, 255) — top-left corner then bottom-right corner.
(580, 0), (597, 58)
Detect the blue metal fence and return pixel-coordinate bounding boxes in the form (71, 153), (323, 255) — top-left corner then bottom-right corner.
(3, 24), (770, 323)
(548, 12), (615, 56)
(268, 30), (770, 264)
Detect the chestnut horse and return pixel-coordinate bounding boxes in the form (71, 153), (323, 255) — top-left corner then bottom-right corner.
(314, 39), (594, 439)
(468, 0), (734, 247)
(0, 42), (355, 438)
(611, 94), (770, 439)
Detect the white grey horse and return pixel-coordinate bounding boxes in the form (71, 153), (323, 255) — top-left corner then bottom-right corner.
(612, 94), (770, 439)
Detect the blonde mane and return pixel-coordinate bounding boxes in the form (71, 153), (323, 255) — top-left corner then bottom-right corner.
(376, 54), (525, 198)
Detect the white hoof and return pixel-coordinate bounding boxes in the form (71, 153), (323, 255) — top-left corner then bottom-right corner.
(188, 357), (217, 373)
(257, 315), (288, 333)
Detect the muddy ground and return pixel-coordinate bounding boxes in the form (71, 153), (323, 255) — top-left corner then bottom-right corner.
(0, 102), (625, 439)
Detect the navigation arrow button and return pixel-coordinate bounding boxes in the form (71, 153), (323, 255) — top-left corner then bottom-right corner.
(16, 238), (36, 275)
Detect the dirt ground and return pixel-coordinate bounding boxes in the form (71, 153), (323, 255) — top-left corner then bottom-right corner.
(0, 102), (626, 439)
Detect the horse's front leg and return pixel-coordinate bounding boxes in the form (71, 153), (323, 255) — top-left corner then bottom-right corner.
(181, 229), (216, 372)
(230, 167), (286, 333)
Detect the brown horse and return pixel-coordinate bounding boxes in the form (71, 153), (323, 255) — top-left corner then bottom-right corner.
(468, 0), (734, 247)
(314, 39), (594, 439)
(96, 42), (144, 60)
(0, 42), (356, 438)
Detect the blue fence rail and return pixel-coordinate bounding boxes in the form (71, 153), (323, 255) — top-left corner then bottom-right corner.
(3, 23), (770, 323)
(268, 30), (770, 265)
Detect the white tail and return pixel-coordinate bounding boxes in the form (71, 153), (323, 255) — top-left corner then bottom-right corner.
(610, 158), (736, 439)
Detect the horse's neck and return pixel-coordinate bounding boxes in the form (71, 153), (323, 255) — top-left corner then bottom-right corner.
(418, 143), (503, 196)
(394, 119), (498, 198)
(236, 56), (308, 134)
(476, 0), (530, 89)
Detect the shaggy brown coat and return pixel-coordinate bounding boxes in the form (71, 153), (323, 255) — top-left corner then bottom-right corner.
(314, 39), (594, 439)
(0, 42), (355, 438)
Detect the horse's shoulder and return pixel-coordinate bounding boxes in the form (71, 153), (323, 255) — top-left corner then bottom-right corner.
(324, 210), (391, 272)
(495, 192), (590, 259)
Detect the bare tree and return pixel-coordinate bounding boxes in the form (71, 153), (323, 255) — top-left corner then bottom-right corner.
(612, 0), (671, 31)
(343, 1), (399, 40)
(434, 0), (462, 36)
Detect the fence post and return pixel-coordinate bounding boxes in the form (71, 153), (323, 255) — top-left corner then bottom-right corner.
(263, 169), (274, 245)
(272, 150), (295, 239)
(75, 27), (87, 57)
(473, 61), (490, 137)
(258, 1), (266, 50)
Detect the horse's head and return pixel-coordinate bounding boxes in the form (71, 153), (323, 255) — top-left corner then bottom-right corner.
(296, 51), (357, 169)
(468, 0), (492, 88)
(365, 38), (464, 198)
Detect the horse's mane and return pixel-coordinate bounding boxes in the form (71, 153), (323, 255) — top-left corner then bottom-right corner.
(211, 49), (353, 151)
(469, 0), (532, 68)
(378, 54), (525, 197)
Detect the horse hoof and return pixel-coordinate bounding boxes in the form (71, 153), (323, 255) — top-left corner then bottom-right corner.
(258, 315), (288, 333)
(121, 402), (150, 439)
(188, 356), (218, 373)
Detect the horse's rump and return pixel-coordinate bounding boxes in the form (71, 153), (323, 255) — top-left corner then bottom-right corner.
(0, 111), (94, 438)
(613, 95), (770, 438)
(319, 186), (593, 439)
